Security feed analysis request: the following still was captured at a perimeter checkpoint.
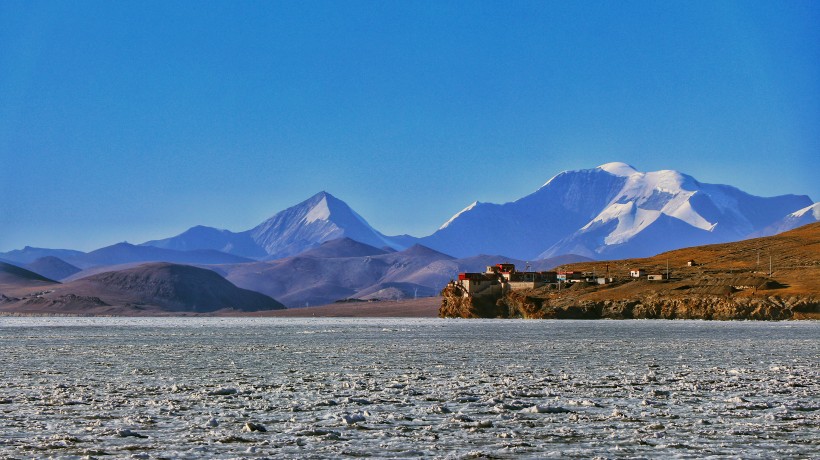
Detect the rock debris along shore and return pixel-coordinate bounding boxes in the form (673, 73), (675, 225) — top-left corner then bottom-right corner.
(439, 286), (819, 320)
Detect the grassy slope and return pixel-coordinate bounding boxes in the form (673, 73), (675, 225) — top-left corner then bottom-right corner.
(508, 222), (819, 320)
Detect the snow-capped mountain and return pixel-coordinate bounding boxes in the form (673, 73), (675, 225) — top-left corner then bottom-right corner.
(9, 164), (814, 267)
(750, 202), (820, 238)
(133, 164), (813, 261)
(142, 192), (406, 260)
(248, 191), (404, 259)
(421, 162), (813, 259)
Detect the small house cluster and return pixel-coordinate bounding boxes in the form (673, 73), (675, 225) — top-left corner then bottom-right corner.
(448, 258), (702, 300)
(558, 271), (613, 284)
(632, 269), (667, 281)
(450, 264), (557, 298)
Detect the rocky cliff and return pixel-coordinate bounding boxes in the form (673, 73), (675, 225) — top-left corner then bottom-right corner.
(440, 288), (818, 320)
(505, 290), (817, 320)
(440, 223), (820, 320)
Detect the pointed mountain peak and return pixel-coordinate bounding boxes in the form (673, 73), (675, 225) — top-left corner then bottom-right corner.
(299, 191), (351, 223)
(297, 237), (388, 259)
(399, 244), (455, 259)
(597, 162), (639, 177)
(249, 192), (400, 259)
(306, 190), (339, 204)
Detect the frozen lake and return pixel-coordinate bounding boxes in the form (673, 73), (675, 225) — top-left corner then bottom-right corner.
(1, 317), (818, 459)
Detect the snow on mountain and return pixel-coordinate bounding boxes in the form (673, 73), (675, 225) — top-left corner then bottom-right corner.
(31, 163), (812, 267)
(750, 202), (820, 237)
(439, 201), (479, 230)
(597, 161), (639, 177)
(418, 164), (632, 258)
(424, 162), (812, 260)
(140, 192), (408, 260)
(795, 202), (820, 219)
(249, 192), (405, 259)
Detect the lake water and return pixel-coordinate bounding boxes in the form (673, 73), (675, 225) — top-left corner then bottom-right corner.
(1, 317), (818, 459)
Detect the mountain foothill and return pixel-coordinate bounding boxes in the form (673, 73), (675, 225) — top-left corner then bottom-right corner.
(1, 162), (816, 314)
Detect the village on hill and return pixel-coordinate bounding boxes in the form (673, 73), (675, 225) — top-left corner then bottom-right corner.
(440, 222), (820, 320)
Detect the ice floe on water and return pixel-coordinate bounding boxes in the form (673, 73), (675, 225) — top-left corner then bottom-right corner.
(0, 317), (818, 458)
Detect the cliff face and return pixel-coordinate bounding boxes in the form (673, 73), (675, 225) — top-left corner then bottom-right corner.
(439, 283), (507, 318)
(440, 288), (819, 320)
(439, 222), (820, 321)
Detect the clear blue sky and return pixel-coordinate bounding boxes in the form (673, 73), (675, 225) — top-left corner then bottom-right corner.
(1, 1), (818, 251)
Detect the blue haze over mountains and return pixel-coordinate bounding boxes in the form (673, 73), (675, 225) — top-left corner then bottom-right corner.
(2, 163), (815, 308)
(134, 163), (815, 260)
(3, 163), (816, 265)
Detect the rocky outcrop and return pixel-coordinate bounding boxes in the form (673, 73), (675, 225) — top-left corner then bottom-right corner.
(439, 284), (507, 318)
(440, 288), (819, 320)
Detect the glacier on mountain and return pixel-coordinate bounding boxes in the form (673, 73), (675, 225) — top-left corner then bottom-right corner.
(421, 163), (812, 259)
(142, 192), (406, 260)
(135, 163), (813, 262)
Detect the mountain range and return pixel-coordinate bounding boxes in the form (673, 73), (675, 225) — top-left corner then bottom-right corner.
(130, 162), (815, 261)
(208, 237), (584, 308)
(0, 162), (815, 309)
(418, 162), (814, 259)
(2, 163), (816, 267)
(142, 192), (406, 259)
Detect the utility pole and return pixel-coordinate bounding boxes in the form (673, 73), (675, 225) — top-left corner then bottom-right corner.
(769, 255), (773, 277)
(666, 259), (669, 280)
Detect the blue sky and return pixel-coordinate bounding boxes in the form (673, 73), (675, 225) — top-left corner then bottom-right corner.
(1, 1), (818, 251)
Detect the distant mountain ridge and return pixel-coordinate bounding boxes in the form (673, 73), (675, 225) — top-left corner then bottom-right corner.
(217, 239), (591, 308)
(141, 192), (405, 260)
(24, 256), (81, 281)
(0, 243), (254, 270)
(418, 162), (814, 259)
(0, 261), (57, 289)
(2, 163), (815, 267)
(72, 263), (285, 312)
(751, 202), (820, 238)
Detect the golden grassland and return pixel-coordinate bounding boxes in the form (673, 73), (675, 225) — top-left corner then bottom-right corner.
(554, 222), (820, 299)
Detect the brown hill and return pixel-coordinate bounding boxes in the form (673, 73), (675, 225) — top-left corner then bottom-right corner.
(557, 221), (820, 298)
(0, 263), (285, 314)
(442, 222), (820, 320)
(0, 262), (58, 290)
(24, 256), (82, 281)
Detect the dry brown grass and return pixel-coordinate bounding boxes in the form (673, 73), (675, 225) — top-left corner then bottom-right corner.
(553, 222), (820, 298)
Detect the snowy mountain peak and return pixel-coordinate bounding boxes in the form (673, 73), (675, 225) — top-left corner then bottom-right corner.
(439, 201), (479, 230)
(424, 163), (812, 260)
(304, 194), (332, 223)
(792, 202), (820, 219)
(249, 192), (402, 259)
(134, 164), (813, 264)
(749, 202), (819, 238)
(597, 162), (639, 177)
